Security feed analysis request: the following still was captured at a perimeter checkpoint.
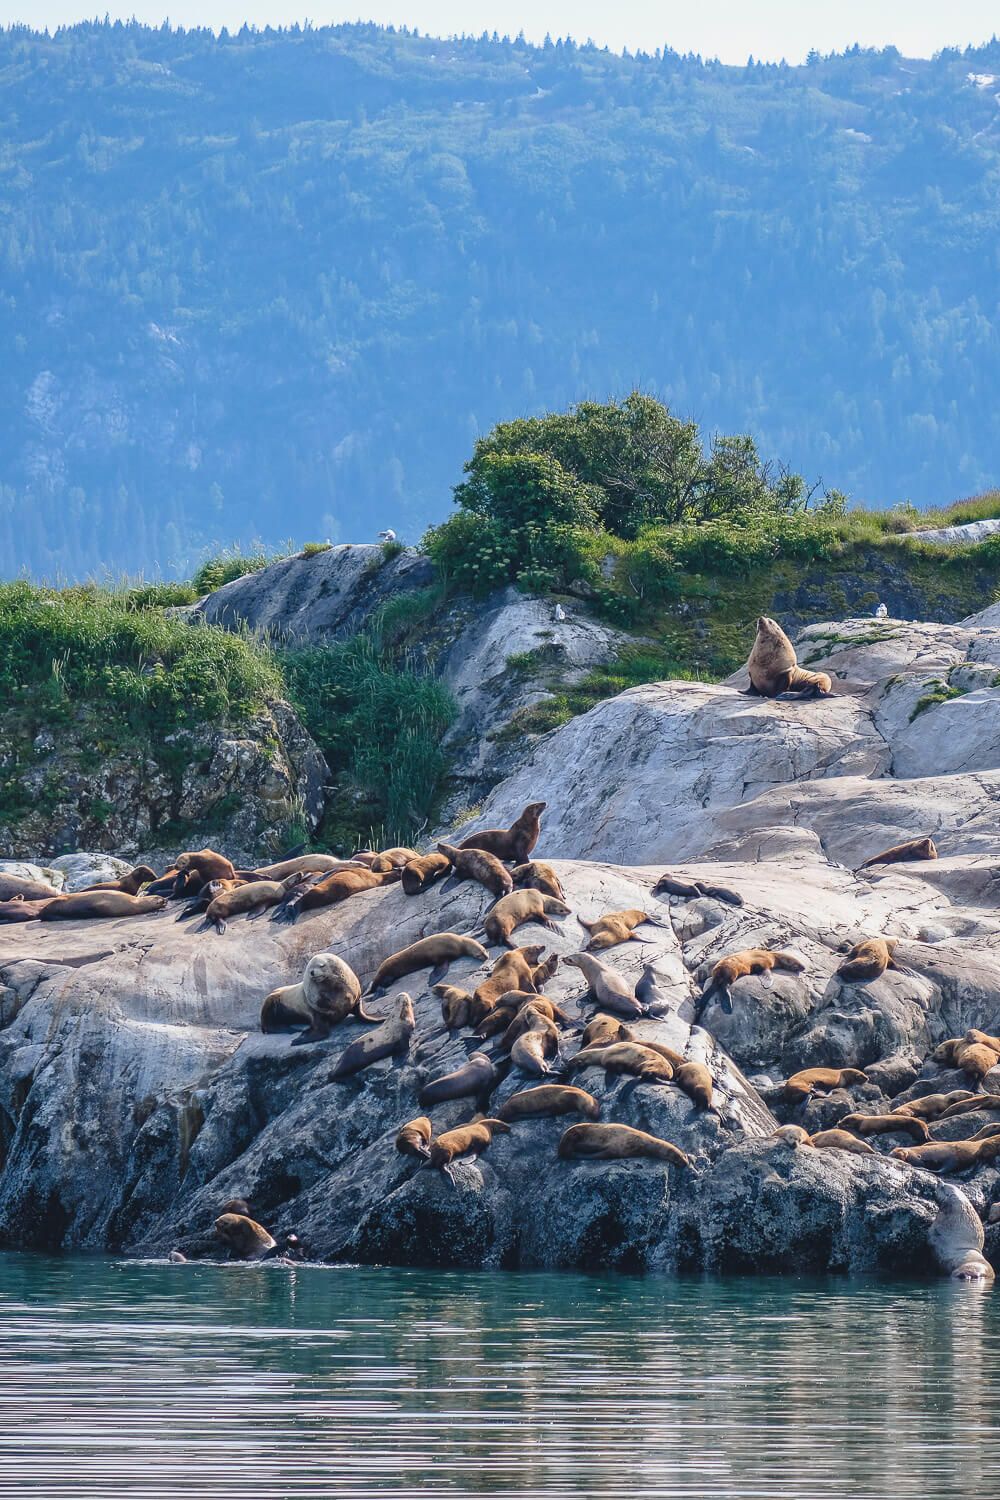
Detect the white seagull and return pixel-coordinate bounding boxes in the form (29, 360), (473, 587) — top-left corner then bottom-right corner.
(554, 603), (566, 622)
(378, 528), (397, 543)
(875, 603), (888, 618)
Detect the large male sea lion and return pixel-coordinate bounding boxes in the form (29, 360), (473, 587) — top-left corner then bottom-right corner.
(260, 952), (374, 1040)
(558, 1122), (691, 1167)
(39, 891), (167, 921)
(367, 933), (490, 996)
(458, 802), (546, 864)
(511, 860), (565, 900)
(328, 994), (415, 1078)
(484, 889), (571, 948)
(499, 1085), (600, 1122)
(419, 1051), (497, 1106)
(701, 947), (806, 1013)
(837, 937), (913, 983)
(743, 616), (832, 699)
(856, 837), (938, 873)
(437, 843), (513, 899)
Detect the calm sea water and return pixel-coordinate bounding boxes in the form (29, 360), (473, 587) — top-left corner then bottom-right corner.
(0, 1254), (996, 1498)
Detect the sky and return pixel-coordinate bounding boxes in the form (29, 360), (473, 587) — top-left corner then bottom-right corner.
(3, 1), (998, 65)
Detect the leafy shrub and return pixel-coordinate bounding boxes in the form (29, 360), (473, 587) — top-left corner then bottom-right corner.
(192, 543), (287, 595)
(301, 541), (332, 557)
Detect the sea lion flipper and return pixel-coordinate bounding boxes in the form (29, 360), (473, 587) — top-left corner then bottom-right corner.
(428, 962), (450, 984)
(719, 987), (734, 1014)
(740, 683), (762, 697)
(272, 903), (299, 924)
(291, 1027), (329, 1047)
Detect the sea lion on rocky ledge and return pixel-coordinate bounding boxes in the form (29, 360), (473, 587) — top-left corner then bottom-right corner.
(836, 937), (914, 983)
(395, 1116), (433, 1160)
(366, 933), (490, 997)
(742, 616), (832, 699)
(483, 889), (571, 948)
(260, 952), (376, 1040)
(700, 947), (806, 1013)
(856, 836), (938, 873)
(557, 1122), (692, 1168)
(458, 801), (546, 864)
(436, 843), (513, 899)
(498, 1084), (601, 1122)
(38, 891), (167, 921)
(427, 1118), (511, 1183)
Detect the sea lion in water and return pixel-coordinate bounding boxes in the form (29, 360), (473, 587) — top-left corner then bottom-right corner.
(856, 837), (938, 873)
(837, 937), (913, 983)
(367, 933), (490, 996)
(563, 952), (646, 1019)
(567, 1041), (675, 1083)
(470, 946), (545, 1022)
(558, 1122), (691, 1167)
(808, 1129), (877, 1156)
(435, 984), (474, 1030)
(39, 891), (167, 921)
(484, 890), (571, 948)
(204, 874), (302, 934)
(651, 873), (743, 907)
(214, 1212), (277, 1260)
(701, 948), (806, 1013)
(401, 851), (452, 895)
(437, 843), (513, 899)
(782, 1066), (868, 1105)
(498, 1085), (600, 1122)
(891, 1136), (1000, 1173)
(838, 1111), (930, 1144)
(893, 1091), (979, 1121)
(511, 860), (565, 900)
(0, 874), (61, 902)
(458, 802), (545, 864)
(274, 866), (400, 922)
(395, 1116), (433, 1160)
(579, 908), (665, 952)
(743, 616), (833, 699)
(427, 1118), (511, 1182)
(419, 1051), (497, 1106)
(328, 994), (415, 1078)
(83, 864), (157, 895)
(260, 952), (375, 1039)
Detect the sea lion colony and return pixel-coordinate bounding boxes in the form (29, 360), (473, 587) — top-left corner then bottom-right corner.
(7, 623), (1000, 1266)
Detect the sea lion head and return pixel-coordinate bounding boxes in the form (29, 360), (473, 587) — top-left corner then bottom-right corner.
(395, 992), (416, 1026)
(524, 801), (547, 818)
(214, 1212), (277, 1259)
(546, 898), (572, 916)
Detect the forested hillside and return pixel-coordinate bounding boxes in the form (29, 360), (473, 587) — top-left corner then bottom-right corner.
(2, 19), (999, 579)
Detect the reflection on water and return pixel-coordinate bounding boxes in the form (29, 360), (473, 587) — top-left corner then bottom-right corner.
(0, 1254), (996, 1496)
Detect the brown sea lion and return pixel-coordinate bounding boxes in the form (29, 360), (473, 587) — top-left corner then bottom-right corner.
(484, 889), (571, 947)
(967, 1028), (1000, 1052)
(932, 1037), (1000, 1080)
(419, 1051), (497, 1106)
(626, 1038), (684, 1069)
(38, 891), (167, 921)
(367, 933), (490, 996)
(0, 897), (52, 922)
(204, 874), (302, 934)
(674, 1061), (714, 1110)
(470, 945), (545, 1022)
(580, 908), (665, 952)
(401, 851), (453, 896)
(498, 1085), (601, 1122)
(782, 1066), (868, 1105)
(214, 1212), (277, 1260)
(837, 937), (913, 983)
(891, 1136), (1000, 1173)
(176, 877), (245, 920)
(581, 1014), (633, 1048)
(260, 952), (374, 1040)
(370, 847), (420, 873)
(701, 947), (806, 1013)
(808, 1129), (877, 1156)
(563, 952), (644, 1019)
(567, 1041), (675, 1083)
(83, 864), (157, 895)
(652, 873), (744, 907)
(174, 848), (237, 891)
(427, 1118), (511, 1181)
(893, 1091), (979, 1121)
(510, 1012), (561, 1077)
(496, 996), (575, 1052)
(937, 1095), (1000, 1121)
(0, 874), (62, 902)
(437, 842), (513, 899)
(458, 802), (546, 864)
(838, 1111), (930, 1144)
(250, 854), (349, 880)
(275, 866), (400, 922)
(328, 994), (415, 1078)
(435, 984), (474, 1030)
(856, 837), (938, 873)
(531, 953), (560, 989)
(511, 860), (565, 900)
(558, 1122), (691, 1167)
(743, 616), (833, 699)
(395, 1116), (433, 1160)
(769, 1125), (813, 1147)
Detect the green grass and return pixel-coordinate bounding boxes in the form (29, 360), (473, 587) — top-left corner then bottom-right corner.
(191, 542), (292, 595)
(909, 680), (967, 721)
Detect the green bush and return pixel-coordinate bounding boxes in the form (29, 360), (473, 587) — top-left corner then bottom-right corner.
(301, 541), (332, 557)
(192, 543), (287, 595)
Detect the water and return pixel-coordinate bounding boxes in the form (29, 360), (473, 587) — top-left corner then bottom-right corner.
(0, 1256), (996, 1498)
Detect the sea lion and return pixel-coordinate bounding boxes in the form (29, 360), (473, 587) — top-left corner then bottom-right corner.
(937, 1095), (1000, 1120)
(218, 1198), (254, 1218)
(83, 864), (157, 895)
(498, 1085), (601, 1122)
(370, 847), (420, 873)
(511, 860), (565, 900)
(627, 1038), (684, 1069)
(930, 1180), (996, 1282)
(837, 937), (913, 983)
(260, 952), (374, 1039)
(932, 1037), (1000, 1080)
(531, 953), (560, 989)
(966, 1028), (1000, 1052)
(458, 802), (545, 864)
(395, 1116), (433, 1160)
(470, 946), (544, 1021)
(367, 933), (490, 996)
(743, 616), (833, 699)
(769, 1125), (812, 1146)
(419, 1051), (497, 1106)
(563, 952), (645, 1019)
(581, 1014), (633, 1048)
(651, 873), (743, 907)
(674, 1060), (714, 1110)
(558, 1122), (691, 1167)
(213, 1212), (277, 1260)
(401, 851), (452, 896)
(427, 1118), (511, 1181)
(328, 994), (415, 1078)
(838, 1111), (930, 1144)
(856, 837), (938, 873)
(0, 874), (61, 902)
(274, 866), (400, 922)
(0, 897), (51, 922)
(484, 890), (571, 947)
(893, 1090), (979, 1121)
(174, 848), (238, 892)
(435, 984), (473, 1030)
(701, 948), (806, 1013)
(176, 877), (245, 919)
(38, 891), (167, 921)
(437, 842), (513, 899)
(204, 874), (302, 934)
(579, 908), (665, 952)
(250, 854), (349, 880)
(495, 996), (575, 1052)
(891, 1136), (1000, 1173)
(567, 1041), (675, 1083)
(635, 964), (672, 1011)
(510, 1012), (561, 1076)
(782, 1066), (868, 1105)
(807, 1129), (877, 1156)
